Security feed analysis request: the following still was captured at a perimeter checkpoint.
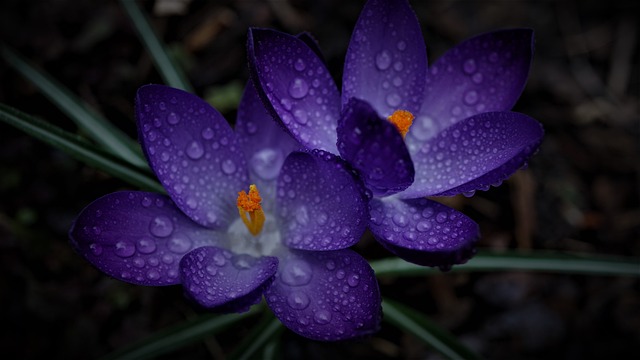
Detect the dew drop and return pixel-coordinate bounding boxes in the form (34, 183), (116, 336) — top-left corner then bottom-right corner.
(281, 259), (312, 286)
(375, 50), (391, 70)
(287, 291), (310, 310)
(347, 274), (360, 287)
(206, 264), (217, 276)
(288, 77), (309, 99)
(463, 58), (477, 74)
(147, 269), (160, 280)
(186, 140), (204, 160)
(168, 234), (192, 254)
(89, 243), (103, 256)
(149, 216), (174, 237)
(250, 148), (282, 180)
(392, 213), (408, 227)
(294, 58), (306, 71)
(137, 237), (157, 254)
(463, 90), (479, 105)
(201, 127), (214, 140)
(221, 159), (237, 175)
(416, 220), (431, 232)
(232, 254), (253, 270)
(472, 73), (483, 84)
(213, 252), (227, 266)
(436, 211), (448, 224)
(114, 241), (135, 258)
(325, 260), (336, 270)
(397, 40), (407, 51)
(167, 112), (180, 124)
(385, 93), (401, 107)
(314, 309), (332, 324)
(293, 109), (308, 124)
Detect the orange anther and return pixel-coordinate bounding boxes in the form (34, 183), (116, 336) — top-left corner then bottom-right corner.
(387, 109), (414, 138)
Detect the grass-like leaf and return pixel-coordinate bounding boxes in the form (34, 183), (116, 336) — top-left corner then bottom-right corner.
(0, 104), (163, 193)
(102, 306), (262, 360)
(120, 0), (194, 93)
(0, 45), (147, 168)
(383, 298), (482, 360)
(228, 312), (283, 360)
(371, 250), (640, 277)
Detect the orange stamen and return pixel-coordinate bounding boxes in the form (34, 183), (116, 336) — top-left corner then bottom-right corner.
(236, 184), (265, 236)
(387, 109), (414, 138)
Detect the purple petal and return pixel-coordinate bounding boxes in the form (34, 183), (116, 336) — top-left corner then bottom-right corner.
(236, 81), (301, 203)
(296, 32), (326, 66)
(69, 191), (218, 286)
(265, 249), (381, 341)
(401, 112), (543, 198)
(136, 85), (250, 229)
(337, 98), (414, 197)
(179, 246), (278, 312)
(409, 29), (534, 144)
(342, 0), (427, 116)
(276, 150), (369, 251)
(247, 28), (341, 154)
(369, 197), (479, 269)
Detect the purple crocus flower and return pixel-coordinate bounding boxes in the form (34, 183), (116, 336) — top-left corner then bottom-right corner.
(247, 0), (544, 268)
(69, 83), (382, 341)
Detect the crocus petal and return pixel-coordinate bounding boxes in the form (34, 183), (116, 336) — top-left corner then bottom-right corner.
(276, 150), (369, 251)
(69, 191), (217, 286)
(136, 85), (250, 229)
(179, 246), (278, 312)
(296, 32), (326, 66)
(235, 81), (301, 205)
(409, 29), (534, 145)
(401, 111), (543, 198)
(337, 98), (414, 197)
(342, 0), (427, 116)
(369, 197), (479, 269)
(265, 249), (381, 341)
(247, 28), (341, 154)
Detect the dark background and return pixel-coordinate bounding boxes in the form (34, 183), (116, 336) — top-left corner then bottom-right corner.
(0, 0), (638, 359)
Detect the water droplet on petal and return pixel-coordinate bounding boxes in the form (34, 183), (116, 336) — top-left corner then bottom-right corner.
(168, 234), (192, 254)
(463, 58), (477, 74)
(463, 90), (479, 105)
(206, 264), (217, 276)
(201, 127), (214, 140)
(294, 58), (306, 71)
(186, 140), (204, 160)
(397, 41), (407, 51)
(137, 237), (157, 254)
(167, 112), (180, 124)
(89, 243), (103, 255)
(293, 109), (308, 124)
(281, 259), (312, 286)
(416, 220), (431, 232)
(149, 216), (174, 237)
(287, 291), (310, 310)
(386, 93), (401, 107)
(221, 159), (237, 175)
(314, 309), (332, 324)
(250, 148), (283, 180)
(375, 50), (391, 70)
(325, 260), (336, 270)
(472, 73), (483, 84)
(147, 269), (160, 280)
(114, 241), (135, 258)
(232, 254), (253, 270)
(347, 274), (360, 287)
(288, 77), (309, 99)
(436, 212), (448, 224)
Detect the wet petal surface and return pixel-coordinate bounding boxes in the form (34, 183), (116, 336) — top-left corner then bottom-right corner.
(276, 150), (369, 251)
(265, 249), (381, 341)
(409, 29), (534, 145)
(69, 191), (217, 286)
(337, 98), (414, 197)
(136, 85), (249, 228)
(235, 81), (301, 205)
(342, 0), (427, 117)
(369, 197), (479, 269)
(401, 111), (543, 198)
(180, 246), (278, 312)
(248, 28), (341, 153)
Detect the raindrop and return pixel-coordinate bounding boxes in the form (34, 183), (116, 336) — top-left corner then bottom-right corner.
(281, 259), (312, 286)
(167, 112), (180, 124)
(232, 254), (253, 270)
(314, 309), (332, 324)
(213, 252), (226, 266)
(149, 216), (174, 237)
(397, 40), (407, 51)
(463, 59), (477, 74)
(288, 78), (309, 99)
(325, 260), (336, 270)
(316, 212), (328, 225)
(436, 212), (448, 224)
(287, 292), (310, 310)
(385, 93), (401, 107)
(221, 159), (237, 175)
(186, 140), (204, 160)
(158, 102), (166, 111)
(472, 73), (483, 84)
(392, 213), (408, 227)
(206, 264), (217, 276)
(89, 243), (103, 256)
(416, 220), (431, 232)
(463, 90), (479, 105)
(294, 109), (308, 124)
(137, 237), (157, 254)
(147, 269), (160, 280)
(250, 148), (283, 180)
(168, 234), (192, 254)
(132, 257), (145, 268)
(375, 50), (392, 70)
(294, 58), (306, 71)
(347, 274), (360, 287)
(114, 241), (135, 258)
(201, 127), (214, 140)
(141, 197), (152, 207)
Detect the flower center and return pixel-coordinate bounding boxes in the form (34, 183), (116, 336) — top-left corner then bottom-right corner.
(387, 109), (414, 138)
(236, 184), (265, 236)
